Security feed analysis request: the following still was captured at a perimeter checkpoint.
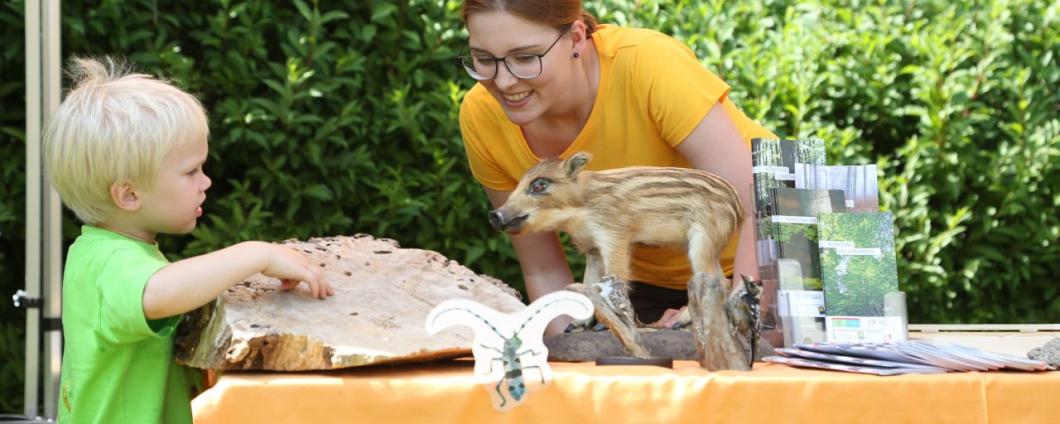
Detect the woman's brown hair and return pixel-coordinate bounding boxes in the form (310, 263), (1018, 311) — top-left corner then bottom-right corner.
(461, 0), (598, 35)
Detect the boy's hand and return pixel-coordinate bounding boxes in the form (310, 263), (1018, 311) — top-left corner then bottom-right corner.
(143, 241), (335, 319)
(263, 245), (335, 299)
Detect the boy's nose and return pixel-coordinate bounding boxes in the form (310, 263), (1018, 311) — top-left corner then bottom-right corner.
(202, 174), (212, 190)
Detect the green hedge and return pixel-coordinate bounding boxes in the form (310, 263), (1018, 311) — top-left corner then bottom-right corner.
(1, 0), (1056, 413)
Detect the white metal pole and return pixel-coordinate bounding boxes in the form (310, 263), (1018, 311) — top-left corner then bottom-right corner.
(42, 0), (64, 418)
(23, 0), (42, 418)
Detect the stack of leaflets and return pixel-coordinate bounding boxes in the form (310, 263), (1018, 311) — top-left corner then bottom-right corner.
(763, 341), (1054, 375)
(750, 138), (827, 346)
(770, 187), (846, 346)
(751, 137), (827, 282)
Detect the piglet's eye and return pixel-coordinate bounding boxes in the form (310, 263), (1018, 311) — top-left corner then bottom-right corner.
(529, 179), (549, 194)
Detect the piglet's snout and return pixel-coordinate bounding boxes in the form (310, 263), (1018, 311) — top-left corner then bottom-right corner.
(488, 209), (528, 232)
(488, 210), (505, 230)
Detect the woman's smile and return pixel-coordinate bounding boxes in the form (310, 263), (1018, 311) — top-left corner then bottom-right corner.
(501, 90), (534, 107)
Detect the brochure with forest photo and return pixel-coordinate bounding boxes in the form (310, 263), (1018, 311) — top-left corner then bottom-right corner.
(750, 138), (827, 220)
(793, 163), (880, 212)
(817, 212), (904, 342)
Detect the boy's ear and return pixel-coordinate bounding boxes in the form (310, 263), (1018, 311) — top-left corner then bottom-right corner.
(110, 180), (142, 212)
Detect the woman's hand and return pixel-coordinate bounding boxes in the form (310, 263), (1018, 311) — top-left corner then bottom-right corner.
(651, 306), (688, 328)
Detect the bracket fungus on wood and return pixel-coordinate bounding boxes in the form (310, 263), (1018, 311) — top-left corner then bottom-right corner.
(173, 234), (524, 371)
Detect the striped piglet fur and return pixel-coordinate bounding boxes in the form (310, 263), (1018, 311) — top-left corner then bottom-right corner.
(488, 151), (743, 295)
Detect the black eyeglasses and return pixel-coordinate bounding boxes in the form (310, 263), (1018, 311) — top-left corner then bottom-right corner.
(459, 26), (571, 81)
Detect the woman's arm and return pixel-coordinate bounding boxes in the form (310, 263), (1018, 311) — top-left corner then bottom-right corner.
(484, 187), (576, 335)
(652, 101), (760, 329)
(675, 101), (759, 282)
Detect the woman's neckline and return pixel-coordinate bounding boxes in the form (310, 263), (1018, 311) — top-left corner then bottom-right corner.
(519, 30), (607, 160)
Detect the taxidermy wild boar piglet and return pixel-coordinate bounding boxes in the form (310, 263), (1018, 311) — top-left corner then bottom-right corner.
(488, 152), (749, 367)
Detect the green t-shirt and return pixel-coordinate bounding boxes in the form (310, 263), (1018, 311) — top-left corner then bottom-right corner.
(58, 226), (199, 424)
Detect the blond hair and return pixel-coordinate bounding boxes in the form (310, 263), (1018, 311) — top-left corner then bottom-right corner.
(43, 57), (209, 224)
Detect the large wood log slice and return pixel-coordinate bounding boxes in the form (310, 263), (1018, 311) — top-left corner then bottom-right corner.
(173, 235), (524, 371)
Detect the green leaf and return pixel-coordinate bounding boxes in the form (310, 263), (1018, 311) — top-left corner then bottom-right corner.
(371, 3), (398, 23)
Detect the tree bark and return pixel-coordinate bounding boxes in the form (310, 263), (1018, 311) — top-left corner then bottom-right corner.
(688, 273), (752, 370)
(566, 279), (650, 358)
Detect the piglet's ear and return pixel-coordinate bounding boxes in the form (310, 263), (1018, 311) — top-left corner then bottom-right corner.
(564, 152), (592, 178)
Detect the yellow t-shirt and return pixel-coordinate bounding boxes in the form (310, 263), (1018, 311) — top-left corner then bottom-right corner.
(460, 24), (777, 290)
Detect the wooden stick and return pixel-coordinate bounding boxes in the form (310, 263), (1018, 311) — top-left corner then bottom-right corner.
(566, 279), (650, 358)
(688, 273), (752, 370)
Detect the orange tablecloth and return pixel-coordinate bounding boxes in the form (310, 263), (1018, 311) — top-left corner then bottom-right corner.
(192, 361), (1059, 423)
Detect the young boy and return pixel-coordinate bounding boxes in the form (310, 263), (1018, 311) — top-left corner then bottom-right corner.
(43, 57), (335, 423)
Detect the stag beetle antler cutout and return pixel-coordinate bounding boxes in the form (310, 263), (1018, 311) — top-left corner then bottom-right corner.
(426, 290), (594, 411)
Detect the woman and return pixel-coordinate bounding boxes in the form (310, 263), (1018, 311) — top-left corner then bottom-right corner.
(458, 0), (777, 334)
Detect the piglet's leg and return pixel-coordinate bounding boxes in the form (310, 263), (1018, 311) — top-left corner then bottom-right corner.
(565, 252), (605, 332)
(596, 240), (649, 353)
(582, 250), (604, 286)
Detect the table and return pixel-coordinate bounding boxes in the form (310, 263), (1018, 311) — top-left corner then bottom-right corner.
(191, 361), (1058, 423)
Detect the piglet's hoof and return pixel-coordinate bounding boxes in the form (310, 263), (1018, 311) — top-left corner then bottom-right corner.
(563, 321), (609, 333)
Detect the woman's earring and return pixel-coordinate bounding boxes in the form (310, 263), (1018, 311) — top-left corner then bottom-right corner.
(572, 52), (580, 59)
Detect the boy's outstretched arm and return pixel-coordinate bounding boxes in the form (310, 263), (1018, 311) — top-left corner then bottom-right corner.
(142, 241), (334, 320)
